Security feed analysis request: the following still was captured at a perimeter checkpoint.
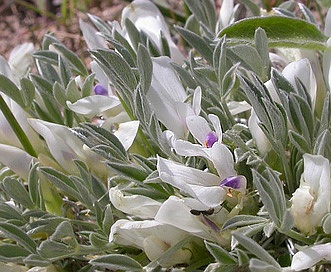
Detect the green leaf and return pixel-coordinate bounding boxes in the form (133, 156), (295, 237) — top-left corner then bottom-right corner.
(38, 240), (75, 259)
(23, 254), (51, 267)
(0, 244), (30, 262)
(53, 81), (67, 107)
(52, 43), (88, 76)
(28, 163), (40, 206)
(39, 167), (79, 200)
(90, 254), (143, 271)
(205, 241), (237, 264)
(50, 221), (77, 248)
(228, 44), (263, 78)
(252, 169), (286, 227)
(249, 258), (282, 272)
(106, 161), (150, 181)
(175, 26), (213, 63)
(2, 177), (35, 209)
(237, 0), (260, 16)
(254, 28), (270, 80)
(232, 232), (280, 268)
(102, 204), (114, 235)
(289, 130), (311, 154)
(65, 79), (81, 103)
(0, 203), (23, 221)
(81, 73), (96, 97)
(137, 44), (153, 94)
(184, 0), (216, 32)
(219, 16), (328, 50)
(58, 54), (71, 86)
(32, 50), (58, 65)
(222, 215), (268, 231)
(0, 74), (24, 108)
(19, 78), (35, 109)
(314, 129), (331, 162)
(124, 18), (141, 51)
(0, 222), (37, 253)
(89, 232), (109, 248)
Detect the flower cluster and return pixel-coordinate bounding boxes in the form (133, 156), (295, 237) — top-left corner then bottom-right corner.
(1, 0), (331, 271)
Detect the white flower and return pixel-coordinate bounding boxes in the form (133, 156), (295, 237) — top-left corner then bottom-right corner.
(217, 0), (239, 32)
(28, 119), (86, 173)
(148, 56), (201, 139)
(248, 109), (272, 157)
(290, 154), (331, 235)
(120, 0), (184, 63)
(8, 43), (34, 85)
(66, 95), (121, 118)
(155, 195), (231, 245)
(109, 186), (161, 219)
(291, 243), (331, 271)
(79, 19), (108, 50)
(282, 58), (317, 109)
(0, 144), (36, 180)
(157, 156), (246, 208)
(67, 96), (139, 151)
(109, 219), (192, 266)
(174, 114), (236, 178)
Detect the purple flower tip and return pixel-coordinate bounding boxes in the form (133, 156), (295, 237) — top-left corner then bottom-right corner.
(94, 84), (108, 96)
(204, 132), (218, 148)
(220, 176), (245, 190)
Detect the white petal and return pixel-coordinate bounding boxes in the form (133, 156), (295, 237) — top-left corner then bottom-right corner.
(290, 186), (314, 235)
(109, 186), (161, 218)
(192, 86), (202, 115)
(189, 184), (227, 207)
(121, 0), (183, 63)
(207, 142), (236, 179)
(291, 243), (331, 271)
(0, 55), (14, 81)
(0, 144), (35, 180)
(208, 114), (222, 138)
(158, 157), (220, 188)
(28, 119), (83, 173)
(90, 61), (112, 95)
(66, 95), (120, 117)
(282, 59), (317, 108)
(151, 56), (186, 102)
(109, 218), (191, 265)
(155, 196), (215, 240)
(9, 43), (34, 82)
(113, 121), (140, 150)
(148, 86), (186, 138)
(79, 19), (108, 50)
(227, 101), (251, 115)
(174, 140), (207, 157)
(186, 115), (211, 145)
(248, 109), (271, 157)
(302, 154), (331, 226)
(219, 0), (234, 29)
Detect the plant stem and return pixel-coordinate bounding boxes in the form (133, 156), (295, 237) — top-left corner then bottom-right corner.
(0, 94), (37, 157)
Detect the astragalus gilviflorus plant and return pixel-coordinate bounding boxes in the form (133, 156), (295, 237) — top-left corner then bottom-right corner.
(2, 0), (331, 271)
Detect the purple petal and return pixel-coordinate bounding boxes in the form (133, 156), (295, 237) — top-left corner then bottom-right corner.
(94, 84), (108, 96)
(220, 175), (245, 190)
(204, 132), (218, 148)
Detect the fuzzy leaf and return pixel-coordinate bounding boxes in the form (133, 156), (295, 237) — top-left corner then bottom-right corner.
(205, 241), (237, 264)
(0, 222), (37, 253)
(233, 232), (280, 268)
(219, 16), (328, 50)
(90, 254), (142, 271)
(2, 177), (35, 209)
